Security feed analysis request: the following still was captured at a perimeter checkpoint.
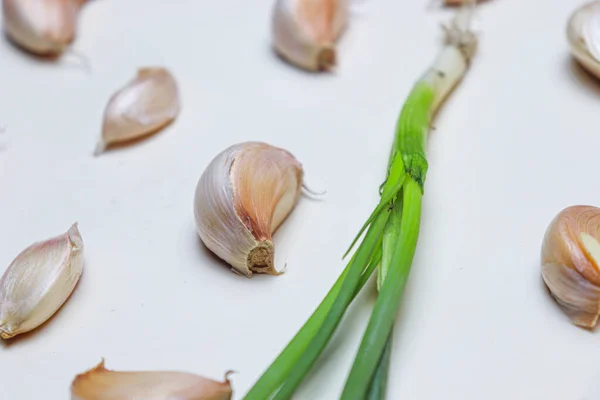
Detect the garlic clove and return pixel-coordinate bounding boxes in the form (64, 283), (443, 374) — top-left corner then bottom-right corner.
(542, 262), (600, 327)
(0, 223), (83, 339)
(95, 67), (180, 155)
(567, 1), (600, 79)
(541, 205), (600, 328)
(2, 0), (84, 56)
(71, 360), (233, 400)
(194, 142), (303, 277)
(272, 0), (348, 72)
(443, 0), (485, 6)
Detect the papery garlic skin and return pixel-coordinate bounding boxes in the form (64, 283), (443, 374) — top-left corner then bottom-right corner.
(194, 142), (303, 277)
(272, 0), (348, 71)
(71, 360), (233, 400)
(0, 223), (83, 339)
(542, 206), (600, 328)
(95, 67), (180, 155)
(567, 1), (600, 79)
(2, 0), (83, 55)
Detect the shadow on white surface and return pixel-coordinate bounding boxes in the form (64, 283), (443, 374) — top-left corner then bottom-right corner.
(93, 121), (178, 158)
(2, 32), (91, 73)
(192, 232), (242, 278)
(566, 56), (600, 98)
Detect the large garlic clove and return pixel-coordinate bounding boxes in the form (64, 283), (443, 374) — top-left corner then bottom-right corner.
(71, 360), (233, 400)
(194, 142), (303, 277)
(95, 67), (180, 155)
(567, 1), (600, 79)
(0, 223), (83, 339)
(272, 0), (348, 72)
(2, 0), (84, 56)
(541, 205), (600, 328)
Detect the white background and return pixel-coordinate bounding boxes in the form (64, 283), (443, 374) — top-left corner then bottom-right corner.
(0, 0), (599, 399)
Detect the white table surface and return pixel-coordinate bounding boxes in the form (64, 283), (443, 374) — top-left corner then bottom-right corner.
(1, 0), (599, 399)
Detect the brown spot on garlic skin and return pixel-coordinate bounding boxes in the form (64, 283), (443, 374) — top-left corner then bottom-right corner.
(542, 205), (600, 328)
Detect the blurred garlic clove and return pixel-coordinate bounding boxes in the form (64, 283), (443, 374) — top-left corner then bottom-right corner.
(71, 360), (233, 400)
(541, 205), (600, 328)
(2, 0), (85, 56)
(95, 67), (180, 155)
(567, 1), (600, 79)
(443, 0), (484, 6)
(272, 0), (348, 72)
(0, 223), (83, 339)
(194, 142), (303, 277)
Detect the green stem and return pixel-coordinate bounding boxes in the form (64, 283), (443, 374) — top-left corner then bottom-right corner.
(243, 222), (385, 400)
(271, 210), (391, 400)
(366, 331), (393, 400)
(340, 178), (423, 399)
(367, 194), (403, 400)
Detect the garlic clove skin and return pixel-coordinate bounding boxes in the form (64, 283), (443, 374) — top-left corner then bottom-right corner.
(2, 0), (83, 56)
(0, 223), (83, 339)
(272, 0), (348, 72)
(95, 67), (180, 155)
(567, 1), (600, 80)
(541, 205), (600, 328)
(71, 360), (233, 400)
(194, 142), (303, 277)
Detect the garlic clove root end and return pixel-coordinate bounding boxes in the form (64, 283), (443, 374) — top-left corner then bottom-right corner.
(247, 241), (283, 277)
(317, 46), (336, 71)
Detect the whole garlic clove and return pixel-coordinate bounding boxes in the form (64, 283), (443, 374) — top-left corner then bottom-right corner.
(272, 0), (348, 72)
(0, 223), (83, 339)
(95, 67), (180, 155)
(194, 142), (303, 277)
(71, 360), (233, 400)
(567, 1), (600, 79)
(2, 0), (85, 56)
(541, 205), (600, 328)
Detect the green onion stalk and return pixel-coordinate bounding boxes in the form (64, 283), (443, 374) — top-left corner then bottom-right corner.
(243, 4), (478, 400)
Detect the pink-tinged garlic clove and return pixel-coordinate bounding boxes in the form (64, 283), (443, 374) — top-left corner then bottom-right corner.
(0, 223), (83, 339)
(71, 360), (233, 400)
(95, 67), (180, 155)
(194, 142), (304, 277)
(567, 1), (600, 80)
(2, 0), (85, 56)
(272, 0), (348, 72)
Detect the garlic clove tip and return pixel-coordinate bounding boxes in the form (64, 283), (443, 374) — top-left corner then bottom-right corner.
(68, 222), (83, 250)
(93, 140), (107, 156)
